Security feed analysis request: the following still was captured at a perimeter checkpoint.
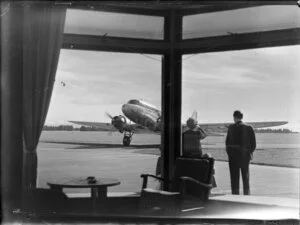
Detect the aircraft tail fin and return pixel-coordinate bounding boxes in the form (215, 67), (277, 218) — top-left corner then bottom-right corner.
(191, 110), (197, 120)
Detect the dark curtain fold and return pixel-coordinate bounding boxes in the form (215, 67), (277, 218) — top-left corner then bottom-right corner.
(22, 4), (66, 188)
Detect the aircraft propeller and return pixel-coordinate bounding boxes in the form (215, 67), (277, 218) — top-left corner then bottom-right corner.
(105, 112), (114, 119)
(105, 112), (127, 132)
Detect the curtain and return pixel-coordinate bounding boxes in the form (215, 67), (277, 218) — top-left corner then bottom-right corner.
(1, 4), (25, 210)
(22, 3), (66, 188)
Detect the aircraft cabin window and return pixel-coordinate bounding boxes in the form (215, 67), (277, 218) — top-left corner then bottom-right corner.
(139, 100), (160, 111)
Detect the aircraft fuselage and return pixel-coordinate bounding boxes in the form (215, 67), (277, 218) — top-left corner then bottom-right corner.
(122, 99), (161, 132)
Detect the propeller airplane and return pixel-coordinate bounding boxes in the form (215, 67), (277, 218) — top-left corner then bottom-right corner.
(69, 99), (288, 146)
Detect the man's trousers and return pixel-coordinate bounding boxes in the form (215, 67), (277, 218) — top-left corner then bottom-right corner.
(228, 160), (250, 195)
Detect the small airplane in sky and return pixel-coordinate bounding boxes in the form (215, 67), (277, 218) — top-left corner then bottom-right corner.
(69, 99), (288, 146)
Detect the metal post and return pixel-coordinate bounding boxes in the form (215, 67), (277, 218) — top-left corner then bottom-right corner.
(162, 10), (182, 191)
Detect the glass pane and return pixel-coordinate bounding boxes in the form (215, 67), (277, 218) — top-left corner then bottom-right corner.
(182, 45), (300, 199)
(40, 51), (162, 194)
(183, 5), (300, 39)
(64, 9), (164, 40)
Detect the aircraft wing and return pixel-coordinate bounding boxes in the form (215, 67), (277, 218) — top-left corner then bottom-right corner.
(246, 121), (288, 129)
(197, 121), (288, 133)
(70, 120), (288, 134)
(68, 120), (160, 134)
(68, 121), (116, 131)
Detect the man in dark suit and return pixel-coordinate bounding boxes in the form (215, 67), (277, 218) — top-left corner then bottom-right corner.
(226, 110), (256, 195)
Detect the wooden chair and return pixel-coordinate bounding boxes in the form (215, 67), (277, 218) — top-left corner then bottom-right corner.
(139, 157), (215, 214)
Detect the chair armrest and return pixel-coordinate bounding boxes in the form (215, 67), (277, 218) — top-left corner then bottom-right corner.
(141, 174), (165, 181)
(179, 176), (213, 189)
(140, 174), (166, 189)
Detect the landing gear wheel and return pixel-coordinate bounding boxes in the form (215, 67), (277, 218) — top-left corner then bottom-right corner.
(123, 136), (131, 146)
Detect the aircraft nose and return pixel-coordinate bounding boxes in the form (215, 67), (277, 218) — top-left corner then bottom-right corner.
(122, 104), (130, 116)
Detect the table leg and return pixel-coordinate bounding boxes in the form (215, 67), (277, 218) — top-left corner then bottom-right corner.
(91, 187), (107, 200)
(91, 187), (97, 199)
(97, 187), (107, 199)
(91, 187), (107, 213)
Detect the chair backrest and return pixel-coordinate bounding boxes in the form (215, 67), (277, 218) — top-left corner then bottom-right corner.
(171, 157), (215, 200)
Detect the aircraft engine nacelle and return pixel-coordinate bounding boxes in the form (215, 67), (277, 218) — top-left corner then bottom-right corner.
(111, 115), (127, 133)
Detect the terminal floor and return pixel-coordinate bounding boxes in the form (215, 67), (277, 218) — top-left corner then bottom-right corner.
(37, 143), (299, 200)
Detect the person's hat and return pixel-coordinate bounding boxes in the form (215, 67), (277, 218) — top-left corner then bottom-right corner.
(186, 117), (198, 129)
(233, 110), (243, 119)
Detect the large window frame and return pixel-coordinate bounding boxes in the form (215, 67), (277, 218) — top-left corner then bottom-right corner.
(62, 2), (300, 191)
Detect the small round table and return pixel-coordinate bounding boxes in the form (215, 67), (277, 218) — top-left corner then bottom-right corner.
(47, 177), (121, 200)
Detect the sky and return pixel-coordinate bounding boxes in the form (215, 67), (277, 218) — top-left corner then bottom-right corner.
(182, 46), (300, 127)
(46, 45), (300, 131)
(45, 6), (300, 131)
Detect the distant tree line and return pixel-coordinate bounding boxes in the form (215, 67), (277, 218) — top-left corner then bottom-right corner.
(43, 125), (297, 133)
(43, 125), (103, 131)
(43, 125), (75, 131)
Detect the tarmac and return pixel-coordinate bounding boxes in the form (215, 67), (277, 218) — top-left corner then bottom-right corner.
(37, 142), (300, 220)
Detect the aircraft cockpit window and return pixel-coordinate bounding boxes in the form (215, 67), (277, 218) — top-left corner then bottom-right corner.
(128, 99), (140, 105)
